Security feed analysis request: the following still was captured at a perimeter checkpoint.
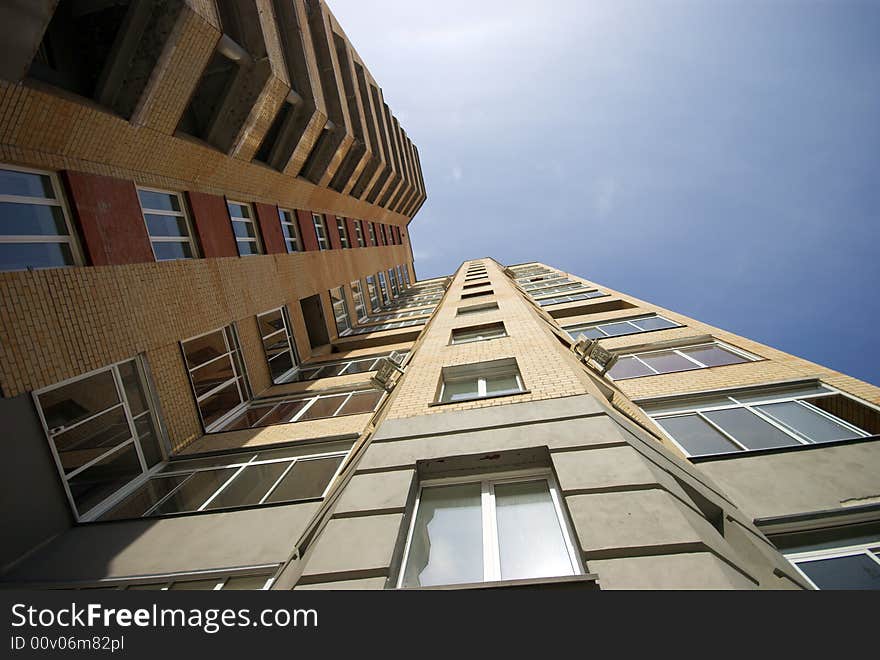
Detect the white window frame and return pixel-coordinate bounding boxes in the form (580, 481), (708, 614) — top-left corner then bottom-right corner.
(136, 186), (198, 261)
(257, 306), (299, 383)
(397, 469), (581, 588)
(292, 351), (408, 381)
(365, 275), (380, 313)
(367, 222), (377, 246)
(785, 541), (880, 590)
(351, 279), (368, 322)
(330, 285), (353, 336)
(181, 325), (251, 433)
(451, 322), (507, 345)
(565, 314), (680, 340)
(354, 220), (366, 247)
(647, 384), (872, 458)
(336, 217), (350, 248)
(32, 357), (166, 521)
(388, 268), (400, 297)
(377, 271), (392, 306)
(278, 208), (301, 253)
(438, 359), (525, 403)
(217, 388), (385, 430)
(607, 341), (758, 381)
(346, 318), (426, 335)
(0, 163), (83, 269)
(227, 200), (263, 256)
(312, 213), (330, 250)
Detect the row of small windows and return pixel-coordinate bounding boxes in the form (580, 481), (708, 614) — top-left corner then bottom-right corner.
(0, 164), (404, 270)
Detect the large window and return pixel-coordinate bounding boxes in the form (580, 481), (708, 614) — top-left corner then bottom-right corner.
(137, 188), (197, 261)
(257, 307), (299, 384)
(33, 358), (164, 520)
(451, 322), (507, 345)
(388, 268), (400, 297)
(565, 314), (679, 340)
(336, 217), (350, 248)
(377, 271), (391, 306)
(365, 275), (380, 312)
(279, 208), (301, 253)
(312, 213), (329, 250)
(330, 286), (353, 336)
(100, 442), (350, 520)
(538, 290), (606, 306)
(398, 471), (579, 588)
(400, 264), (411, 287)
(438, 359), (524, 403)
(0, 165), (80, 270)
(354, 220), (366, 247)
(786, 540), (880, 590)
(219, 388), (384, 431)
(645, 383), (872, 457)
(227, 200), (263, 256)
(367, 222), (377, 246)
(351, 279), (368, 321)
(291, 351), (408, 381)
(181, 326), (250, 431)
(608, 341), (756, 381)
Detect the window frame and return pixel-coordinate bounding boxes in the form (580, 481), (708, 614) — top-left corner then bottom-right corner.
(564, 314), (681, 340)
(278, 207), (301, 253)
(396, 469), (581, 588)
(136, 186), (198, 262)
(450, 322), (507, 345)
(330, 285), (353, 336)
(257, 306), (300, 384)
(336, 217), (350, 248)
(437, 359), (525, 404)
(227, 199), (263, 256)
(312, 213), (330, 250)
(785, 540), (880, 590)
(31, 356), (167, 521)
(607, 340), (759, 381)
(367, 222), (377, 246)
(0, 163), (83, 270)
(354, 220), (366, 247)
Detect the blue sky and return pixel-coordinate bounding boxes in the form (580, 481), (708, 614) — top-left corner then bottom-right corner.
(331, 0), (880, 386)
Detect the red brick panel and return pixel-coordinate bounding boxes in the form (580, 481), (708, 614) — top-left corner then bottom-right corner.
(254, 202), (285, 254)
(296, 209), (319, 251)
(186, 191), (238, 258)
(346, 217), (359, 248)
(327, 214), (342, 250)
(63, 171), (154, 266)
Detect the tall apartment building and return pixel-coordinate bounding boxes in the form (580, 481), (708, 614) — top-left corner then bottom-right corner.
(2, 3), (878, 591)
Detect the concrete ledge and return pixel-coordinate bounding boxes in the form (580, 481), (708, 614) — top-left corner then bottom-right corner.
(586, 552), (758, 590)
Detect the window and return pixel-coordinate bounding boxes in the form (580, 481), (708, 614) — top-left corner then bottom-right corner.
(607, 341), (756, 381)
(257, 307), (299, 384)
(388, 268), (400, 297)
(530, 282), (585, 297)
(367, 222), (377, 246)
(345, 318), (426, 335)
(400, 264), (411, 287)
(354, 220), (366, 247)
(379, 224), (388, 245)
(135, 188), (198, 261)
(219, 388), (384, 430)
(463, 281), (489, 289)
(336, 217), (350, 248)
(365, 275), (380, 312)
(438, 358), (524, 403)
(451, 322), (507, 345)
(398, 471), (579, 588)
(377, 271), (391, 306)
(644, 383), (872, 457)
(565, 314), (679, 340)
(312, 213), (329, 250)
(461, 289), (493, 300)
(227, 200), (263, 256)
(351, 279), (368, 321)
(33, 358), (165, 520)
(279, 208), (301, 252)
(181, 326), (250, 431)
(291, 351), (409, 381)
(330, 286), (353, 336)
(396, 265), (407, 291)
(538, 290), (606, 306)
(101, 442), (351, 520)
(457, 302), (499, 316)
(785, 539), (880, 590)
(0, 164), (81, 270)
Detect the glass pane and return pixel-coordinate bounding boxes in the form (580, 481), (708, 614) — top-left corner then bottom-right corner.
(265, 456), (344, 502)
(151, 468), (239, 515)
(118, 361), (148, 416)
(199, 381), (244, 428)
(133, 414), (162, 467)
(237, 240), (260, 256)
(567, 326), (604, 340)
(597, 321), (637, 337)
(340, 358), (378, 375)
(607, 356), (655, 380)
(100, 475), (188, 520)
(756, 401), (861, 443)
(190, 354), (234, 397)
(0, 168), (55, 197)
(485, 374), (521, 396)
(703, 408), (801, 450)
(232, 221), (257, 238)
(797, 554), (880, 590)
(38, 369), (120, 430)
(227, 203), (250, 219)
(138, 189), (180, 212)
(257, 310), (284, 337)
(260, 400), (311, 425)
(638, 350), (698, 374)
(153, 241), (193, 261)
(203, 461), (291, 510)
(655, 414), (742, 456)
(268, 350), (294, 381)
(631, 316), (677, 331)
(182, 331), (227, 368)
(337, 390), (382, 415)
(442, 378), (478, 402)
(401, 483), (483, 587)
(0, 242), (74, 270)
(222, 575), (270, 590)
(0, 201), (67, 236)
(54, 406), (131, 474)
(681, 345), (748, 368)
(68, 443), (143, 515)
(221, 405), (275, 431)
(494, 480), (574, 580)
(297, 395), (348, 421)
(144, 213), (188, 237)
